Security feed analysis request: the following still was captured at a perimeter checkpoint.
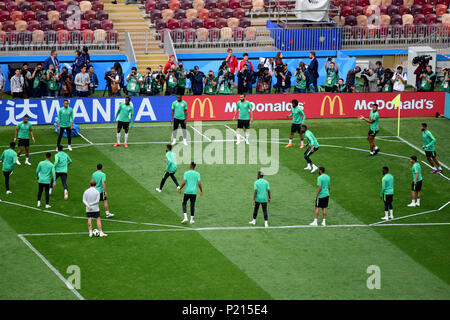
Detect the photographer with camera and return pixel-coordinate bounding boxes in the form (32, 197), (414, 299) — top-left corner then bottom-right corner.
(274, 63), (292, 93)
(105, 66), (121, 96)
(142, 67), (152, 96)
(294, 62), (307, 93)
(413, 55), (432, 90)
(237, 64), (253, 94)
(360, 68), (378, 92)
(344, 64), (361, 93)
(165, 64), (178, 96)
(217, 69), (237, 94)
(256, 66), (271, 94)
(375, 61), (384, 91)
(21, 63), (32, 98)
(150, 65), (165, 96)
(126, 66), (143, 97)
(392, 66), (407, 92)
(380, 69), (394, 92)
(60, 66), (73, 98)
(440, 67), (450, 92)
(418, 65), (436, 92)
(204, 70), (217, 95)
(187, 66), (205, 96)
(46, 64), (60, 98)
(32, 63), (45, 98)
(323, 58), (339, 92)
(176, 62), (187, 96)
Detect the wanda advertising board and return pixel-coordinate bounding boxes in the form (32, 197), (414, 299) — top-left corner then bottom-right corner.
(185, 92), (445, 121)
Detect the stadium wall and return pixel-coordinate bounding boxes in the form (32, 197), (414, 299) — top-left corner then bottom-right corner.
(0, 92), (445, 126)
(445, 93), (450, 119)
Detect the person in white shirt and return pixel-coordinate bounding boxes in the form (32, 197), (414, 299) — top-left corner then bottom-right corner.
(74, 65), (90, 97)
(393, 66), (407, 92)
(264, 57), (275, 93)
(83, 180), (107, 238)
(10, 69), (24, 98)
(0, 66), (5, 99)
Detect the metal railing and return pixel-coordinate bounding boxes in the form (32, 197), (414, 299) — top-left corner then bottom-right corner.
(125, 31), (136, 62)
(163, 29), (178, 62)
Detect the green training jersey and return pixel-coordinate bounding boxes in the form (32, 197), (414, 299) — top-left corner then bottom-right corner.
(115, 102), (134, 124)
(167, 71), (178, 88)
(324, 69), (338, 87)
(369, 110), (379, 132)
(204, 77), (217, 95)
(254, 178), (270, 203)
(0, 149), (17, 172)
(126, 73), (142, 93)
(422, 130), (436, 152)
(420, 73), (435, 91)
(237, 100), (252, 120)
(381, 77), (393, 92)
(183, 170), (200, 195)
(295, 72), (307, 89)
(165, 151), (177, 174)
(177, 69), (187, 87)
(172, 100), (187, 120)
(92, 171), (106, 193)
(58, 107), (74, 128)
(380, 173), (394, 196)
(36, 160), (56, 184)
(317, 174), (330, 198)
(305, 130), (319, 148)
(288, 106), (305, 125)
(47, 70), (59, 91)
(17, 121), (32, 139)
(412, 162), (422, 182)
(54, 151), (72, 173)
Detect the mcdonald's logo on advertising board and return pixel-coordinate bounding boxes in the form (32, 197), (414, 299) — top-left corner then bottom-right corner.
(190, 97), (215, 119)
(320, 95), (344, 116)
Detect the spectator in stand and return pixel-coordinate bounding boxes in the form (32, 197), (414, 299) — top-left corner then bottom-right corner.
(88, 66), (98, 96)
(237, 64), (252, 94)
(46, 64), (60, 98)
(113, 62), (124, 95)
(81, 47), (91, 68)
(294, 62), (307, 93)
(380, 70), (394, 92)
(441, 67), (450, 92)
(336, 78), (346, 92)
(361, 68), (378, 92)
(418, 65), (436, 92)
(143, 67), (152, 96)
(275, 51), (283, 67)
(165, 64), (178, 96)
(217, 69), (237, 94)
(238, 53), (254, 72)
(151, 65), (165, 96)
(204, 70), (217, 95)
(375, 61), (384, 91)
(187, 66), (205, 95)
(126, 66), (143, 97)
(43, 50), (60, 71)
(393, 66), (407, 92)
(21, 63), (32, 98)
(164, 55), (176, 74)
(323, 58), (339, 92)
(225, 48), (238, 80)
(0, 66), (5, 99)
(75, 65), (90, 97)
(60, 66), (73, 98)
(306, 51), (319, 92)
(106, 66), (120, 96)
(414, 61), (428, 90)
(72, 50), (84, 80)
(32, 64), (45, 98)
(344, 64), (361, 93)
(350, 85), (357, 93)
(256, 67), (271, 94)
(10, 68), (24, 98)
(176, 61), (187, 95)
(275, 63), (292, 93)
(264, 57), (275, 93)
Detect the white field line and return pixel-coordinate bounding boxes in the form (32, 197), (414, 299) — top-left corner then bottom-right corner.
(0, 199), (70, 217)
(421, 161), (450, 182)
(27, 144), (92, 156)
(439, 201), (450, 211)
(224, 124), (245, 140)
(189, 125), (212, 142)
(397, 136), (450, 170)
(80, 123), (220, 129)
(77, 132), (94, 145)
(1, 144), (87, 148)
(320, 144), (410, 160)
(18, 235), (85, 300)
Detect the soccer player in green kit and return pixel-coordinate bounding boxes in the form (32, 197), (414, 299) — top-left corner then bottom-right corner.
(285, 99), (305, 149)
(0, 142), (17, 194)
(359, 103), (380, 156)
(14, 115), (35, 166)
(36, 152), (56, 208)
(171, 95), (188, 146)
(249, 171), (271, 228)
(232, 94), (253, 145)
(92, 164), (114, 218)
(57, 100), (74, 151)
(156, 144), (180, 192)
(310, 167), (330, 226)
(421, 123), (442, 174)
(380, 166), (394, 220)
(178, 162), (203, 224)
(301, 125), (319, 173)
(408, 156), (423, 207)
(114, 97), (134, 148)
(50, 145), (72, 200)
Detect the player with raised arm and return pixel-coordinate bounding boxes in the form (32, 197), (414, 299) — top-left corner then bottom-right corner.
(0, 142), (17, 194)
(310, 167), (330, 226)
(92, 164), (114, 218)
(359, 103), (380, 156)
(156, 144), (180, 192)
(285, 99), (305, 149)
(83, 180), (108, 238)
(171, 95), (188, 146)
(114, 97), (134, 148)
(178, 162), (202, 224)
(408, 156), (423, 207)
(232, 94), (253, 145)
(421, 123), (442, 174)
(301, 125), (319, 173)
(380, 166), (394, 220)
(36, 152), (56, 208)
(50, 145), (72, 200)
(57, 100), (74, 151)
(14, 115), (35, 166)
(249, 171), (271, 228)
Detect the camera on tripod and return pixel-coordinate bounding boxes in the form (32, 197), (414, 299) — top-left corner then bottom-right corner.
(412, 55), (433, 66)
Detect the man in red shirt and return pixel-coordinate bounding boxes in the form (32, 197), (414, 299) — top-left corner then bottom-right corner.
(226, 48), (238, 76)
(164, 55), (176, 74)
(238, 53), (254, 72)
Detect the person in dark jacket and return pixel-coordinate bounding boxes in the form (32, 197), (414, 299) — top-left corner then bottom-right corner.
(187, 66), (205, 95)
(237, 64), (252, 94)
(81, 47), (91, 68)
(306, 51), (319, 92)
(88, 65), (99, 96)
(345, 64), (361, 92)
(43, 50), (60, 71)
(72, 50), (84, 79)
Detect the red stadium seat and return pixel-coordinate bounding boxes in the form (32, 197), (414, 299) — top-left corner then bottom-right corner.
(203, 17), (215, 28)
(222, 8), (233, 19)
(181, 0), (193, 10)
(414, 13), (425, 24)
(0, 11), (8, 23)
(106, 29), (118, 43)
(205, 0), (217, 9)
(208, 27), (220, 41)
(146, 0), (156, 13)
(157, 0), (169, 10)
(151, 9), (161, 22)
(168, 18), (179, 29)
(353, 5), (364, 16)
(44, 29), (56, 44)
(19, 2), (32, 12)
(425, 13), (437, 24)
(79, 19), (89, 30)
(234, 8), (245, 19)
(387, 5), (398, 16)
(69, 29), (81, 43)
(411, 5), (422, 16)
(31, 1), (43, 12)
(241, 0), (252, 9)
(82, 28), (93, 43)
(57, 28), (69, 43)
(43, 1), (56, 12)
(218, 0), (228, 10)
(341, 6), (352, 17)
(191, 17), (203, 28)
(8, 30), (20, 45)
(233, 26), (244, 41)
(56, 1), (67, 12)
(345, 15), (357, 26)
(171, 28), (184, 42)
(415, 0), (426, 5)
(101, 19), (113, 31)
(2, 20), (15, 32)
(357, 0), (370, 6)
(92, 1), (104, 11)
(0, 30), (7, 44)
(40, 20), (52, 31)
(239, 17), (251, 28)
(89, 18), (101, 30)
(155, 18), (167, 30)
(398, 5), (410, 16)
(391, 0), (402, 5)
(174, 8), (185, 19)
(7, 2), (19, 13)
(23, 10), (35, 21)
(84, 9), (96, 21)
(210, 8), (221, 19)
(215, 17), (227, 28)
(60, 10), (72, 21)
(20, 30), (32, 44)
(198, 8), (209, 19)
(96, 10), (108, 21)
(378, 5), (387, 15)
(422, 4), (433, 15)
(27, 19), (40, 31)
(179, 18), (191, 29)
(53, 19), (64, 30)
(35, 10), (47, 21)
(184, 27), (195, 41)
(390, 14), (402, 25)
(0, 3), (5, 12)
(169, 0), (181, 11)
(229, 0), (240, 9)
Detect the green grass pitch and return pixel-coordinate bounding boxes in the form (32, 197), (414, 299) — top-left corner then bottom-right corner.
(0, 117), (449, 300)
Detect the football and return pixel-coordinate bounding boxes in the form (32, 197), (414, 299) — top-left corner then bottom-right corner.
(92, 229), (100, 237)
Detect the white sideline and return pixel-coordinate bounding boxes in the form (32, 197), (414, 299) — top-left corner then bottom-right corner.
(18, 235), (85, 300)
(78, 132), (94, 145)
(397, 136), (450, 170)
(421, 161), (450, 182)
(224, 124), (245, 140)
(189, 125), (212, 142)
(0, 199), (70, 217)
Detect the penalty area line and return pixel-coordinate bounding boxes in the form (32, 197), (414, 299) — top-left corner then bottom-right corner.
(397, 136), (450, 170)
